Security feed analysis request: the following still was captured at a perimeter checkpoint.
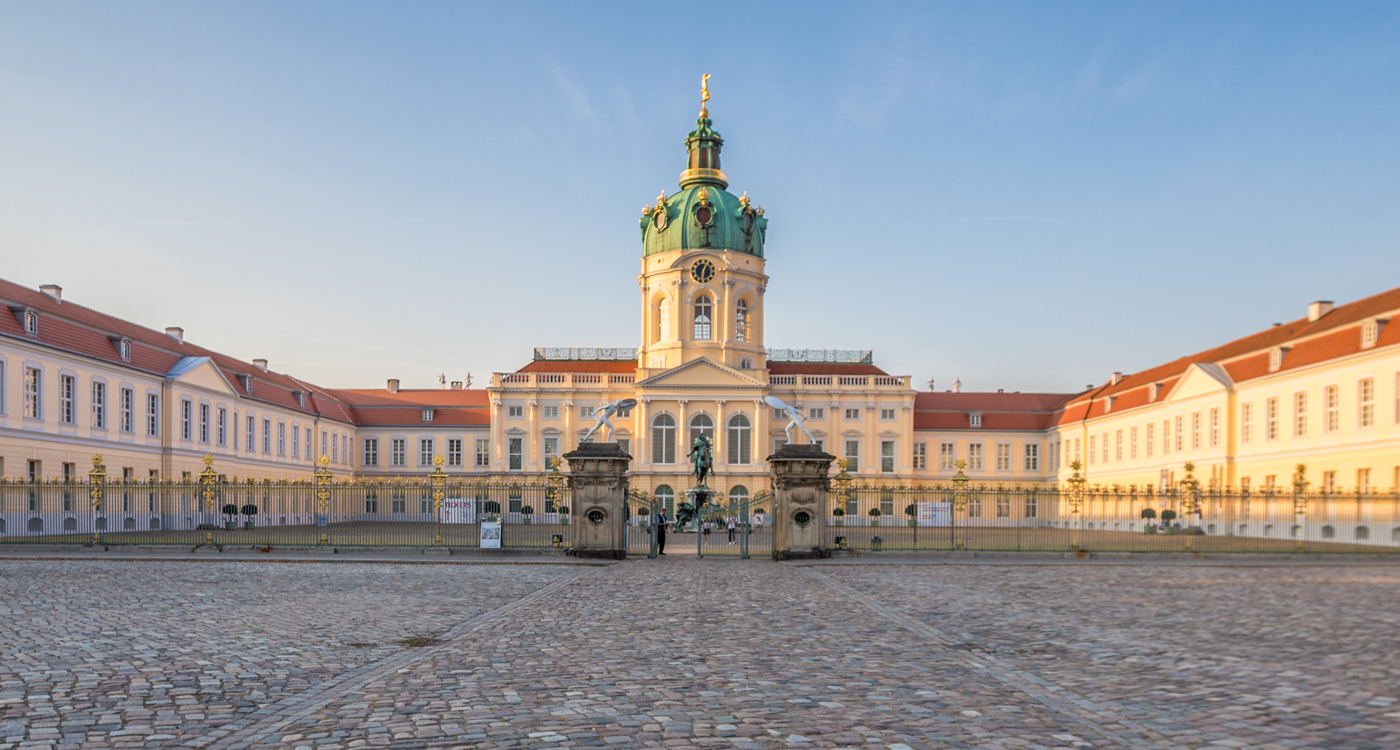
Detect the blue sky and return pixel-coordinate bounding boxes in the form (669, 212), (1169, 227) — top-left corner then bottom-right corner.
(2, 2), (1397, 392)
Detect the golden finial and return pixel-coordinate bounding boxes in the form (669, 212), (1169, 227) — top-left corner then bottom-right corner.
(642, 204), (653, 216)
(202, 453), (214, 468)
(433, 455), (444, 469)
(697, 187), (709, 205)
(320, 455), (329, 467)
(92, 454), (104, 469)
(700, 73), (711, 116)
(657, 190), (667, 205)
(739, 191), (750, 207)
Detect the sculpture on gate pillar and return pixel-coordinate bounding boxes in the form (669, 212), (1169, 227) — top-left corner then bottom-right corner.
(767, 442), (836, 560)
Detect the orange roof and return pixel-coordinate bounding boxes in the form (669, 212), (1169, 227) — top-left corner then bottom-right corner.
(913, 392), (1077, 432)
(332, 389), (491, 407)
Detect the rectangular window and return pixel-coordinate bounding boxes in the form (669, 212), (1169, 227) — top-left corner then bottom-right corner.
(844, 408), (860, 421)
(60, 375), (76, 424)
(996, 492), (1010, 518)
(1241, 402), (1252, 444)
(1024, 443), (1039, 471)
(579, 405), (595, 419)
(968, 442), (983, 470)
(1357, 468), (1372, 492)
(262, 419), (271, 453)
(507, 405), (524, 418)
(1325, 385), (1339, 432)
(912, 442), (927, 470)
(277, 422), (286, 455)
(807, 407), (825, 420)
(880, 440), (895, 473)
(772, 407), (787, 421)
(292, 423), (300, 458)
(92, 381), (106, 429)
(1359, 378), (1375, 427)
(1102, 433), (1108, 464)
(420, 438), (435, 466)
(939, 442), (955, 470)
(217, 407), (226, 445)
(1322, 470), (1336, 492)
(144, 393), (159, 436)
(342, 435), (349, 465)
(844, 440), (859, 471)
(1088, 435), (1096, 465)
(995, 443), (1011, 471)
(1209, 407), (1220, 448)
(246, 415), (255, 450)
(1267, 398), (1279, 440)
(331, 432), (339, 463)
(1293, 392), (1307, 437)
(180, 399), (191, 440)
(543, 436), (559, 468)
(879, 408), (895, 421)
(509, 437), (523, 471)
(1146, 422), (1154, 457)
(448, 438), (463, 467)
(199, 404), (209, 443)
(1130, 426), (1138, 459)
(1073, 437), (1081, 463)
(543, 405), (559, 419)
(391, 438), (406, 466)
(1174, 415), (1183, 451)
(1025, 493), (1038, 518)
(1191, 411), (1201, 449)
(121, 388), (134, 433)
(321, 430), (328, 459)
(1115, 430), (1122, 461)
(305, 427), (312, 459)
(363, 438), (379, 467)
(475, 438), (490, 467)
(24, 367), (41, 419)
(617, 437), (630, 456)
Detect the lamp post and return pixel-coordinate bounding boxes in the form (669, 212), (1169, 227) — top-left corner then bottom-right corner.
(1178, 462), (1202, 551)
(1292, 463), (1310, 553)
(1065, 460), (1086, 552)
(951, 459), (969, 550)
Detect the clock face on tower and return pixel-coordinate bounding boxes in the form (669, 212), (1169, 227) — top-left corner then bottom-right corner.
(690, 259), (716, 284)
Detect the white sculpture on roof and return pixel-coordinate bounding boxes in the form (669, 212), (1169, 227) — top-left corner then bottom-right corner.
(763, 395), (817, 445)
(581, 398), (638, 443)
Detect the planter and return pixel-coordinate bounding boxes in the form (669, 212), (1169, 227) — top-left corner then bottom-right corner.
(908, 520), (917, 527)
(870, 520), (879, 527)
(832, 519), (843, 527)
(243, 521), (255, 530)
(522, 518), (533, 525)
(224, 522), (236, 530)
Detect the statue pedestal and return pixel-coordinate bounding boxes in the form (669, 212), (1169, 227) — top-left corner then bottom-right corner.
(564, 442), (631, 559)
(767, 443), (835, 560)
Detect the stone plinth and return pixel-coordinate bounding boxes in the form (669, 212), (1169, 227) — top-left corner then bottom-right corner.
(767, 443), (835, 560)
(564, 442), (632, 559)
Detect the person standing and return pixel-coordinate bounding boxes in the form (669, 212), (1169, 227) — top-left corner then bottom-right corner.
(656, 508), (668, 555)
(727, 516), (737, 544)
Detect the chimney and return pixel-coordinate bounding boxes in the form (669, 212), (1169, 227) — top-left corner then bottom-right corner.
(450, 380), (463, 390)
(252, 359), (268, 372)
(1110, 371), (1123, 385)
(1308, 300), (1334, 322)
(39, 284), (62, 303)
(165, 326), (184, 344)
(387, 378), (400, 393)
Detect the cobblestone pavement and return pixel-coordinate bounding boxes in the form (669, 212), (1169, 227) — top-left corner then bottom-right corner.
(1, 559), (1397, 750)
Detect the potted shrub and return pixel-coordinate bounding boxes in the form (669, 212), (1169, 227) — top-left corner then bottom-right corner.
(832, 507), (845, 526)
(240, 503), (257, 530)
(868, 507), (882, 527)
(222, 503), (239, 530)
(520, 505), (534, 525)
(1160, 509), (1177, 533)
(1141, 508), (1157, 534)
(905, 504), (918, 527)
(483, 500), (501, 521)
(556, 505), (570, 523)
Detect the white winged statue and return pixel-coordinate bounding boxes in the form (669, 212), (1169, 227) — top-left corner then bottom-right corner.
(763, 395), (817, 444)
(580, 398), (638, 443)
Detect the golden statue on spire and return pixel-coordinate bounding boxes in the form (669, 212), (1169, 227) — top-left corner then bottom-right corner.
(700, 73), (711, 116)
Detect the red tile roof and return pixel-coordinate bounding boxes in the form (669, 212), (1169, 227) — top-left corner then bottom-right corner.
(913, 392), (1077, 431)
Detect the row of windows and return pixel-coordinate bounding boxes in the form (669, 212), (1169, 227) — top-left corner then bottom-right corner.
(1239, 467), (1400, 494)
(362, 437), (491, 469)
(1241, 377), (1391, 444)
(652, 295), (751, 344)
(6, 364), (158, 436)
(505, 405), (896, 423)
(929, 441), (1040, 472)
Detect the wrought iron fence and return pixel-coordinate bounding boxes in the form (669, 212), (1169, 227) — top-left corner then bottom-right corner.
(828, 483), (1400, 553)
(0, 467), (573, 549)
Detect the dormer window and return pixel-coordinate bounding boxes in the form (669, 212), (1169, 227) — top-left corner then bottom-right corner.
(1268, 346), (1289, 373)
(23, 309), (37, 334)
(422, 409), (435, 422)
(1148, 383), (1160, 401)
(111, 337), (132, 361)
(1361, 319), (1385, 349)
(968, 412), (982, 428)
(739, 357), (753, 370)
(238, 374), (253, 393)
(292, 390), (306, 408)
(1104, 396), (1116, 413)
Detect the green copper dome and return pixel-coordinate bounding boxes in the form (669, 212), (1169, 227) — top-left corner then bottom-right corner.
(639, 113), (768, 258)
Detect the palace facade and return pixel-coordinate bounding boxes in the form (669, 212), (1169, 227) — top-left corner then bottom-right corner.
(2, 97), (1397, 511)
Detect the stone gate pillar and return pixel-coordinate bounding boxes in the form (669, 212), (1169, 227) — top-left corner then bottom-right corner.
(564, 442), (632, 559)
(768, 443), (835, 560)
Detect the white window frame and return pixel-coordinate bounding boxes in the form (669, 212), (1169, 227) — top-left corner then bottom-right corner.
(967, 442), (984, 470)
(1325, 385), (1339, 432)
(843, 408), (860, 421)
(263, 418), (272, 454)
(475, 438), (490, 467)
(180, 398), (192, 440)
(508, 437), (524, 471)
(1024, 443), (1039, 471)
(879, 408), (896, 421)
(912, 442), (927, 470)
(199, 403), (209, 443)
(277, 421), (286, 455)
(1293, 392), (1307, 437)
(995, 443), (1011, 471)
(542, 405), (560, 419)
(419, 437), (435, 466)
(217, 407), (226, 445)
(92, 381), (106, 429)
(60, 374), (76, 425)
(939, 442), (955, 470)
(880, 440), (895, 473)
(808, 407), (825, 420)
(364, 437), (379, 467)
(147, 393), (159, 436)
(507, 405), (524, 419)
(391, 438), (407, 467)
(1359, 378), (1375, 427)
(447, 437), (463, 467)
(120, 387), (134, 433)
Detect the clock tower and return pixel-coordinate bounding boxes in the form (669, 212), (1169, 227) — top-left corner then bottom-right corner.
(636, 82), (769, 376)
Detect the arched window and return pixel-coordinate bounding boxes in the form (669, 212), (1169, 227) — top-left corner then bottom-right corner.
(655, 485), (675, 514)
(656, 297), (671, 343)
(694, 295), (712, 340)
(729, 485), (749, 503)
(735, 299), (748, 343)
(726, 413), (751, 465)
(652, 414), (676, 464)
(689, 413), (714, 447)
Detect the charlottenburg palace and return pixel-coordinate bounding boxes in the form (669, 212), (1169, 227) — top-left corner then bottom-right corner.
(3, 101), (1398, 514)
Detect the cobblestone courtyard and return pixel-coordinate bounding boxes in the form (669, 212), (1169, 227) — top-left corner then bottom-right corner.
(1, 558), (1397, 750)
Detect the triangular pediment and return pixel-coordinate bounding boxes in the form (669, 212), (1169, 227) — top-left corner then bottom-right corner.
(636, 357), (764, 389)
(1166, 363), (1234, 402)
(165, 357), (238, 396)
